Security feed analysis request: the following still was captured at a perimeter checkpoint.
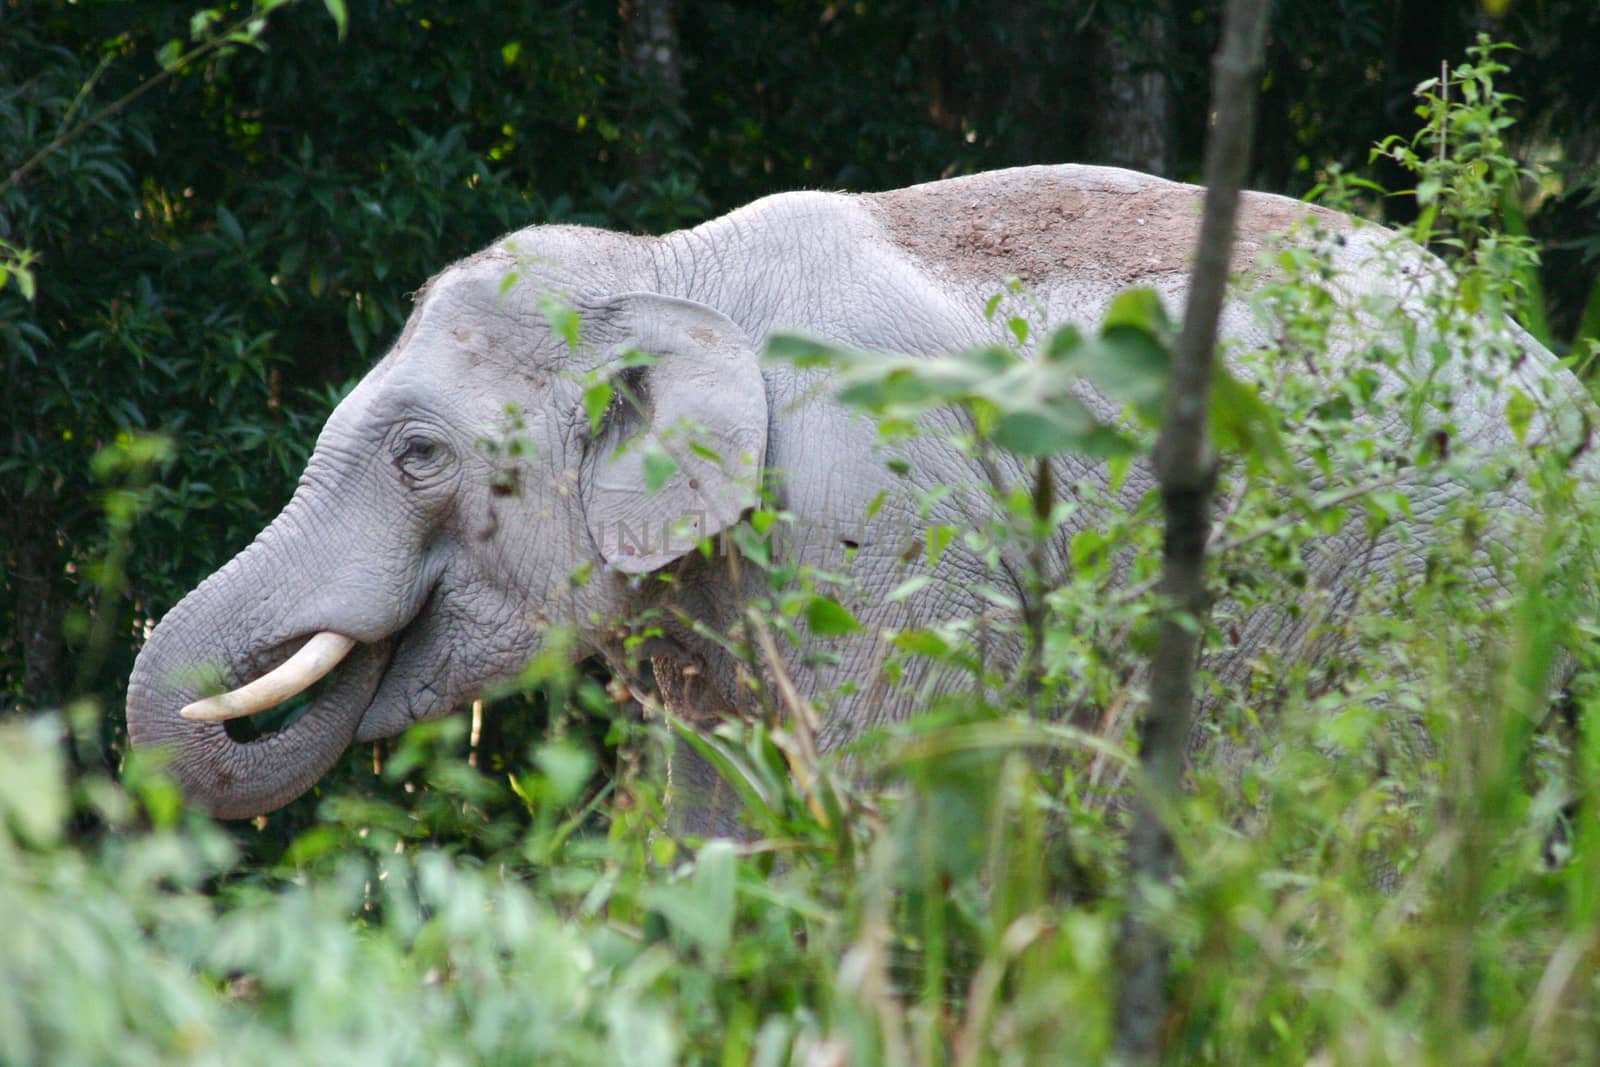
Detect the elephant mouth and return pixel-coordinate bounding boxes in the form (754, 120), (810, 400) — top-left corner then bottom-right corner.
(182, 631), (358, 723)
(181, 631), (395, 742)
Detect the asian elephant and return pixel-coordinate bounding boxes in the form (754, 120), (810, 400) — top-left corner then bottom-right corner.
(126, 164), (1589, 824)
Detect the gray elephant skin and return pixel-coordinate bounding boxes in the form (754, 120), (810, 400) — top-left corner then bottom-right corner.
(125, 164), (1586, 823)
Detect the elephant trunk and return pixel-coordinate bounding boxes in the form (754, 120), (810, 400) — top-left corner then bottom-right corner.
(126, 543), (390, 820)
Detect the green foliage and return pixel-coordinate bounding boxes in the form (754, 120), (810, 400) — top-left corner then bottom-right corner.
(0, 236), (39, 300)
(733, 35), (1600, 1062)
(803, 596), (862, 638)
(1374, 36), (1542, 326)
(769, 286), (1288, 473)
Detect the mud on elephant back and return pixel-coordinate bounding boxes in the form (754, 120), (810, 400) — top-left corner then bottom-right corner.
(125, 164), (1599, 827)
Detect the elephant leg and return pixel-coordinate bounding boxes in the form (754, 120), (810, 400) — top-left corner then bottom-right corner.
(648, 654), (750, 840)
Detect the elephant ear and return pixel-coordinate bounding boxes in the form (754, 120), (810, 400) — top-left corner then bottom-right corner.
(581, 293), (768, 575)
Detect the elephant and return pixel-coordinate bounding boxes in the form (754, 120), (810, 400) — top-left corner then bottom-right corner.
(126, 163), (1590, 826)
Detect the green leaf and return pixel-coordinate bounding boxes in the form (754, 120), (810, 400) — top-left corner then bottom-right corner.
(1505, 385), (1534, 444)
(322, 0), (348, 39)
(888, 575), (931, 602)
(156, 39), (184, 71)
(643, 449), (677, 494)
(1070, 529), (1109, 569)
(188, 9), (221, 40)
(764, 333), (856, 368)
(643, 841), (737, 965)
(1313, 394), (1354, 422)
(1211, 366), (1295, 479)
(1042, 323), (1085, 363)
(687, 440), (724, 463)
(346, 300), (369, 353)
(806, 596), (862, 636)
(1102, 287), (1173, 336)
(1413, 202), (1439, 246)
(891, 629), (951, 658)
(1364, 490), (1414, 536)
(535, 742), (595, 805)
(1108, 451), (1133, 492)
(927, 524), (957, 565)
(0, 718), (67, 847)
(836, 349), (1012, 412)
(583, 381), (612, 434)
(992, 395), (1136, 458)
(1073, 330), (1171, 424)
(282, 825), (342, 867)
(216, 206), (244, 245)
(619, 349), (660, 369)
(539, 292), (582, 351)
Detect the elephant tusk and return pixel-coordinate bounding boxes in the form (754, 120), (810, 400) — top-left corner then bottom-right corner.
(180, 632), (358, 722)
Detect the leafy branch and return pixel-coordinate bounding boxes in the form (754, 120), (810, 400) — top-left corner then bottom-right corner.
(0, 0), (348, 298)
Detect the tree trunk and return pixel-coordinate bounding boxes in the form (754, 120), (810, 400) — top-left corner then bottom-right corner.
(1086, 2), (1177, 177)
(619, 0), (683, 189)
(1112, 0), (1272, 1060)
(7, 507), (67, 711)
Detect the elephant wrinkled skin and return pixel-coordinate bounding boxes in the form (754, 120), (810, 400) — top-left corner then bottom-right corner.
(126, 164), (1588, 823)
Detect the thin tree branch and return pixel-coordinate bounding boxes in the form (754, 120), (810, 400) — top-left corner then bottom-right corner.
(1113, 0), (1273, 1061)
(0, 9), (275, 201)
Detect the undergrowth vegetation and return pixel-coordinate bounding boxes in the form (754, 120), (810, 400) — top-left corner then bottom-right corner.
(6, 34), (1600, 1067)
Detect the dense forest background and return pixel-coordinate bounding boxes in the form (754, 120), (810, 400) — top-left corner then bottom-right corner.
(3, 0), (1599, 840)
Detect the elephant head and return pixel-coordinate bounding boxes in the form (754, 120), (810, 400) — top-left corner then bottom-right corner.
(126, 244), (768, 818)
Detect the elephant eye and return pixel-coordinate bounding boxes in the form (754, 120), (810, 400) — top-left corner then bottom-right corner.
(400, 436), (438, 462)
(603, 365), (650, 429)
(393, 431), (454, 491)
(394, 434), (448, 483)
